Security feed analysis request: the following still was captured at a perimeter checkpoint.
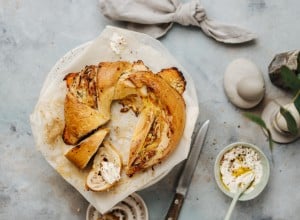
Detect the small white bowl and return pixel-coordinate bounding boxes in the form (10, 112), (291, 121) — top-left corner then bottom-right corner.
(214, 142), (270, 201)
(86, 193), (148, 220)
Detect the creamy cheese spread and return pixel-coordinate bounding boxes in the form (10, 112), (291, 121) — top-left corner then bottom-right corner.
(100, 161), (121, 184)
(220, 145), (263, 193)
(110, 32), (127, 55)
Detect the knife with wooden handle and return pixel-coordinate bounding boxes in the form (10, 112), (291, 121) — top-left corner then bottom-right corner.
(165, 120), (210, 220)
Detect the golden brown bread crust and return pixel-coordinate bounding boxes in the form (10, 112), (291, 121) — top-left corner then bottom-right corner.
(63, 62), (134, 146)
(126, 71), (186, 176)
(97, 61), (132, 119)
(113, 60), (149, 100)
(157, 67), (186, 95)
(63, 93), (109, 145)
(64, 65), (98, 109)
(64, 128), (109, 169)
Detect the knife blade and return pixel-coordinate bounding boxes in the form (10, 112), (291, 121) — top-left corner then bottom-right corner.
(165, 120), (210, 220)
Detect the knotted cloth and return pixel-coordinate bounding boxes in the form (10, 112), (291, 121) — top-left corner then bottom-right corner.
(99, 0), (256, 44)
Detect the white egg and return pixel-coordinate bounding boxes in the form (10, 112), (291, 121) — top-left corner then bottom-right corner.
(274, 103), (300, 133)
(237, 76), (265, 101)
(261, 98), (300, 143)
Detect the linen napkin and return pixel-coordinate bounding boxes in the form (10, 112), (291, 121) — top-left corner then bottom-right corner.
(99, 0), (256, 44)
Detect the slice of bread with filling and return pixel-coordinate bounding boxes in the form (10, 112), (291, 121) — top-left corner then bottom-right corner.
(86, 141), (122, 191)
(63, 93), (109, 145)
(64, 128), (109, 169)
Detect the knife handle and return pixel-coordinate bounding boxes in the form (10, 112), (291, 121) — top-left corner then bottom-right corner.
(165, 193), (184, 220)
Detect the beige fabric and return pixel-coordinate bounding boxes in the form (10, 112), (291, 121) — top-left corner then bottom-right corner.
(99, 0), (256, 43)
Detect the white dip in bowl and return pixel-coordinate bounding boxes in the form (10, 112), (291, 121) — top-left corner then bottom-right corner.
(215, 142), (270, 201)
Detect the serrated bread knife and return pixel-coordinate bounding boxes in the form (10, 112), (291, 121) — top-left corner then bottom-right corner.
(165, 120), (210, 220)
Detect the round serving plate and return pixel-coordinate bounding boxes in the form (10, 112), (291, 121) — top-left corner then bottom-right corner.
(32, 26), (199, 214)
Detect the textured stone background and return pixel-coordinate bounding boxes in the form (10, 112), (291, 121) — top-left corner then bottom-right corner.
(1, 0), (300, 219)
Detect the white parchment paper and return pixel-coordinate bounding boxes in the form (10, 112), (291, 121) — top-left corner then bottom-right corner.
(30, 26), (199, 213)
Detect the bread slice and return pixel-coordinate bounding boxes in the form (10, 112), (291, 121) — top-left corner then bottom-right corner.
(62, 93), (109, 145)
(64, 128), (109, 169)
(86, 141), (122, 191)
(126, 71), (186, 176)
(64, 65), (98, 109)
(126, 104), (156, 175)
(157, 67), (186, 95)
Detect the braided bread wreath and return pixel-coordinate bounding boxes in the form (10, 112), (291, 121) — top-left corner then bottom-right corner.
(28, 27), (200, 213)
(62, 60), (186, 191)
